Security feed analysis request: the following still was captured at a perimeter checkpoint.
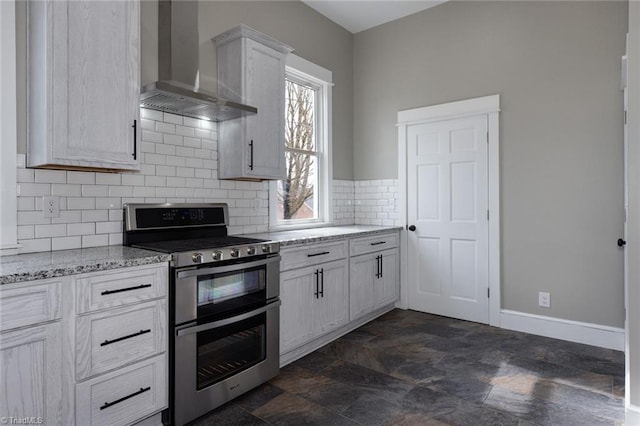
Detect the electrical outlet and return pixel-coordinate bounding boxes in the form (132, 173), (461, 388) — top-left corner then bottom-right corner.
(42, 196), (59, 218)
(538, 292), (551, 308)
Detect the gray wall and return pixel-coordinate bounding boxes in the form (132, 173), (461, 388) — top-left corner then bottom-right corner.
(353, 1), (627, 327)
(141, 1), (354, 180)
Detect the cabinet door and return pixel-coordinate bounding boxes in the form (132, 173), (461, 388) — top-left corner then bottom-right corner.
(64, 0), (139, 169)
(28, 0), (140, 170)
(349, 253), (376, 321)
(244, 39), (286, 179)
(375, 249), (400, 308)
(315, 260), (349, 335)
(0, 322), (62, 425)
(280, 267), (317, 353)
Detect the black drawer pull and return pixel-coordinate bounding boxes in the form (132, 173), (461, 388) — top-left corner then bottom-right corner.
(370, 241), (386, 246)
(101, 329), (151, 347)
(100, 386), (151, 410)
(101, 284), (152, 296)
(307, 251), (330, 257)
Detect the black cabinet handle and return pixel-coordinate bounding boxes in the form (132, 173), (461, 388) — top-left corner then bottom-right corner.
(380, 254), (383, 278)
(407, 225), (416, 232)
(618, 238), (627, 247)
(314, 270), (319, 299)
(100, 387), (151, 410)
(101, 329), (151, 347)
(132, 120), (137, 159)
(319, 268), (324, 298)
(375, 255), (381, 278)
(370, 241), (386, 246)
(307, 251), (330, 257)
(249, 140), (254, 170)
(101, 284), (152, 296)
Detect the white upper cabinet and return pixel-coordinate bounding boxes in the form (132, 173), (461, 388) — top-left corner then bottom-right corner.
(215, 25), (293, 180)
(27, 0), (140, 171)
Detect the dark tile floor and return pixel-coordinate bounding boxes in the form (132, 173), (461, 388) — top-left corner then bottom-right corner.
(189, 309), (625, 426)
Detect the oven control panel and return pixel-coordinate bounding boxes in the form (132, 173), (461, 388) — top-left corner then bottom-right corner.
(181, 242), (280, 266)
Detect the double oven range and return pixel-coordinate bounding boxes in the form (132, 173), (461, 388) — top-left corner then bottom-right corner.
(123, 203), (280, 426)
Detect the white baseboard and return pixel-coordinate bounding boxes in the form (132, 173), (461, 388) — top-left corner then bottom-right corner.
(625, 404), (640, 425)
(500, 309), (624, 351)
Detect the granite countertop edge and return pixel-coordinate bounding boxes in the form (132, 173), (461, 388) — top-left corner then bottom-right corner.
(243, 225), (403, 247)
(0, 246), (171, 286)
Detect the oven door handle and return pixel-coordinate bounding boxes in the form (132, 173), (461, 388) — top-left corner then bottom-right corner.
(176, 255), (281, 279)
(176, 300), (281, 337)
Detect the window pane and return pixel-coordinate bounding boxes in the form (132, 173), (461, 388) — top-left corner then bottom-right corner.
(285, 79), (315, 152)
(277, 153), (317, 220)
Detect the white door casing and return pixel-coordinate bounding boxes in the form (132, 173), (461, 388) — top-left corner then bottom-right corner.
(397, 95), (500, 326)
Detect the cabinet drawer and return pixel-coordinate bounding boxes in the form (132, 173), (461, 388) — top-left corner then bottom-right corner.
(76, 263), (167, 314)
(280, 240), (348, 271)
(0, 279), (62, 331)
(76, 300), (167, 380)
(76, 354), (167, 426)
(350, 232), (399, 257)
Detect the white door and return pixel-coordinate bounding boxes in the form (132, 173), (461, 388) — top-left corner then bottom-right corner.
(407, 114), (489, 323)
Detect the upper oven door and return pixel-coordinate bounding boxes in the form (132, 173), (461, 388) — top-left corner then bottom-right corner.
(174, 255), (280, 325)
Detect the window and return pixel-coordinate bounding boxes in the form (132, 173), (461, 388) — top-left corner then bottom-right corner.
(270, 55), (332, 228)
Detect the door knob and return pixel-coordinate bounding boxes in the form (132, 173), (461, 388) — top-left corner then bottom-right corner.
(618, 238), (627, 247)
(408, 225), (416, 232)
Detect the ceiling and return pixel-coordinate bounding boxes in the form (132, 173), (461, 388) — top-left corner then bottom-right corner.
(301, 0), (447, 34)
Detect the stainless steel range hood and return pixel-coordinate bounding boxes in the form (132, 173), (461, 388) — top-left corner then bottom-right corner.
(140, 1), (256, 121)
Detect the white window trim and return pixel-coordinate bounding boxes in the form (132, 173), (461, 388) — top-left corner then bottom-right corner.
(269, 54), (333, 230)
(0, 0), (19, 256)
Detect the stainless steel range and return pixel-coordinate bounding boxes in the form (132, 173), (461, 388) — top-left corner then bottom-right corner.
(123, 203), (280, 426)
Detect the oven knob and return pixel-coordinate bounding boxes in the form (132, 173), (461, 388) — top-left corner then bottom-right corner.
(261, 244), (271, 253)
(192, 253), (204, 263)
(230, 248), (239, 258)
(212, 251), (222, 261)
(246, 246), (256, 255)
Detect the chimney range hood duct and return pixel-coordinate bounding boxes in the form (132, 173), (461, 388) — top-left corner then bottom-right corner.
(140, 1), (256, 121)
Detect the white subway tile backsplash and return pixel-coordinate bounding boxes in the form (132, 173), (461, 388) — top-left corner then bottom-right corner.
(51, 184), (81, 197)
(35, 224), (67, 238)
(18, 183), (50, 197)
(142, 130), (163, 144)
(35, 169), (67, 184)
(156, 121), (175, 134)
(95, 221), (121, 234)
(15, 111), (272, 253)
(82, 210), (109, 223)
(163, 113), (183, 125)
(67, 197), (96, 210)
(67, 223), (95, 236)
(67, 171), (95, 185)
(140, 108), (163, 121)
(82, 234), (109, 248)
(95, 173), (121, 186)
(52, 236), (82, 251)
(176, 125), (195, 137)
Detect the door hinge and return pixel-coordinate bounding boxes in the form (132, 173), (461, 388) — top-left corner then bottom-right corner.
(487, 288), (490, 298)
(625, 110), (627, 125)
(487, 210), (489, 221)
(486, 132), (489, 144)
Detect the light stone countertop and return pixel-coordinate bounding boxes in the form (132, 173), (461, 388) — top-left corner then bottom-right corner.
(0, 246), (171, 285)
(243, 225), (402, 247)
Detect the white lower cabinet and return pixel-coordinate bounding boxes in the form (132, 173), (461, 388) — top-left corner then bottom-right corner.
(280, 259), (348, 353)
(350, 248), (399, 321)
(75, 354), (166, 426)
(279, 231), (401, 364)
(0, 322), (63, 425)
(0, 262), (168, 426)
(0, 277), (64, 426)
(71, 263), (168, 426)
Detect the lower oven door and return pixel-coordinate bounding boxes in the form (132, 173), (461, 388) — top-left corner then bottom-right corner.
(173, 300), (280, 426)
